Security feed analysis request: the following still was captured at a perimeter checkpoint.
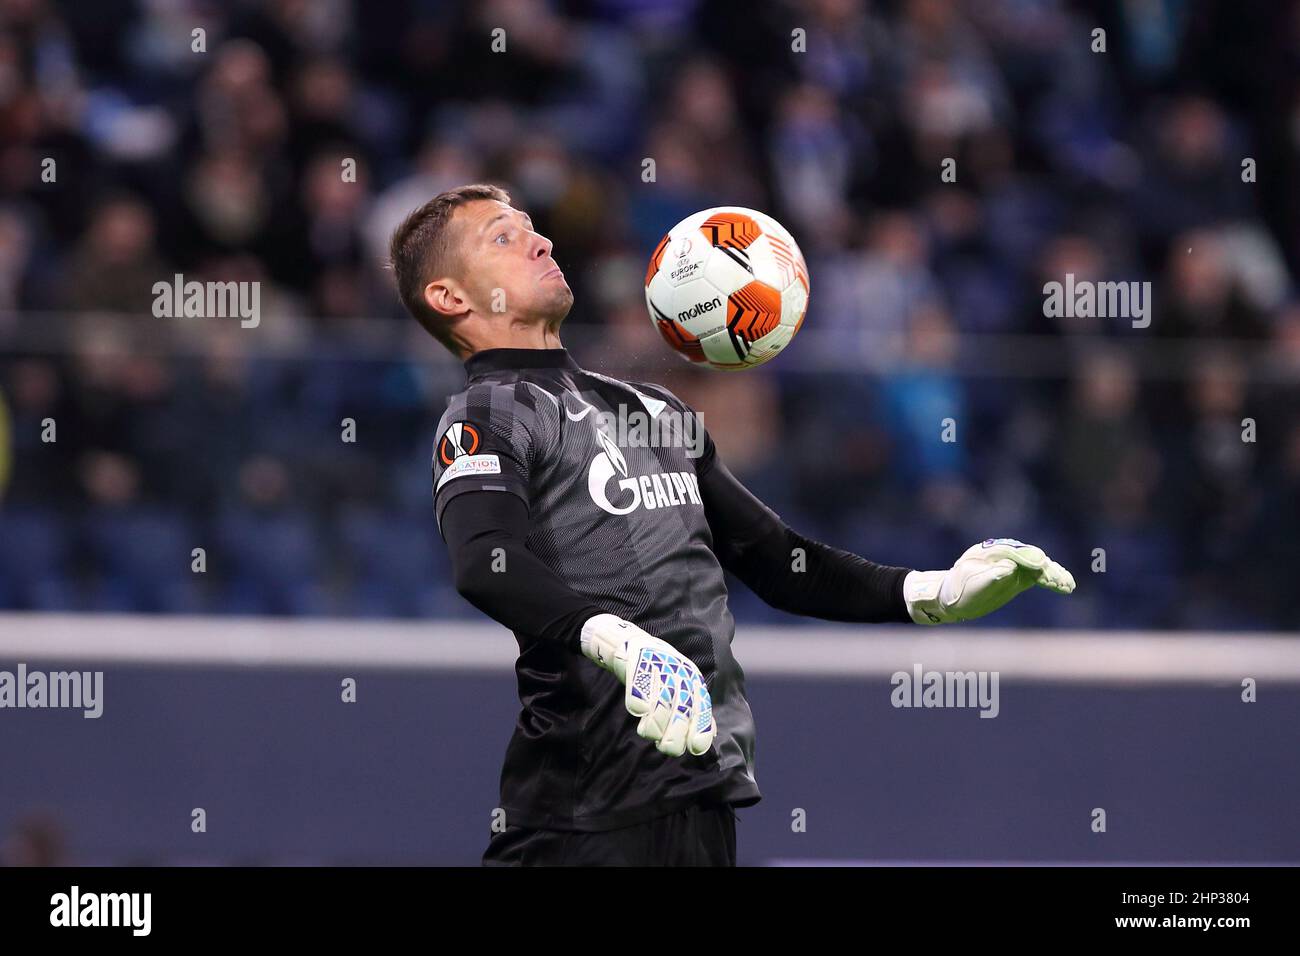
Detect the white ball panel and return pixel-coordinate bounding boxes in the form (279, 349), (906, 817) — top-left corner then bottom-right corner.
(751, 209), (796, 247)
(748, 324), (794, 364)
(700, 328), (749, 369)
(780, 281), (808, 328)
(645, 269), (675, 321)
(700, 244), (755, 294)
(741, 233), (786, 290)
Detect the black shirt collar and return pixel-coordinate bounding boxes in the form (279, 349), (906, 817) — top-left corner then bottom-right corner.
(464, 348), (580, 377)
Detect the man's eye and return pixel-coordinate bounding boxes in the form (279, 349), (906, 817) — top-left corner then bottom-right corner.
(495, 233), (508, 245)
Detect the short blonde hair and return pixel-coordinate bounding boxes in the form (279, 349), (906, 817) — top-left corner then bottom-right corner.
(388, 183), (512, 353)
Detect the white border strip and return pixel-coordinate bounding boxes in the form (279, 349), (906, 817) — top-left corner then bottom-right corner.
(0, 614), (1297, 682)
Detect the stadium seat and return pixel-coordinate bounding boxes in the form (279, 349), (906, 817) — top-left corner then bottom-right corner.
(0, 508), (77, 610)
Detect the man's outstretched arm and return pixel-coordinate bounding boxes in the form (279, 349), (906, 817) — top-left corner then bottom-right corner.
(697, 442), (1075, 625)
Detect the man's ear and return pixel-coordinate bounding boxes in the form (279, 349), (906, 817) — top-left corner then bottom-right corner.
(424, 277), (469, 319)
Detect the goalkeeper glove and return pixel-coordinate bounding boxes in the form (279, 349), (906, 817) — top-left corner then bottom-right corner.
(903, 538), (1076, 625)
(579, 613), (716, 757)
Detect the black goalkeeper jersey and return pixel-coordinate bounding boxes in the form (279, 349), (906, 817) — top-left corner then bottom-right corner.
(432, 348), (762, 831)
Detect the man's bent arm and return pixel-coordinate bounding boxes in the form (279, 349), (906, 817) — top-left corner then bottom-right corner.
(441, 490), (605, 653)
(440, 487), (719, 756)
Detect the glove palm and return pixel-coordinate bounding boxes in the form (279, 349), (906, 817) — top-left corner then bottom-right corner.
(580, 614), (717, 757)
(904, 538), (1075, 625)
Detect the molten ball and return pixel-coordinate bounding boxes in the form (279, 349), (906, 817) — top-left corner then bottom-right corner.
(644, 207), (810, 369)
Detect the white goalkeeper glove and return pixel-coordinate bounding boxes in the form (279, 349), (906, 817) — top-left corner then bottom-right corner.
(579, 613), (717, 758)
(903, 538), (1076, 625)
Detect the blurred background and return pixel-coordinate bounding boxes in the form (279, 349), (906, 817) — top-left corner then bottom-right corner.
(1, 0), (1298, 865)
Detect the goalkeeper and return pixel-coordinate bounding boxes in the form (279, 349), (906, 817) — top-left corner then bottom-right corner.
(390, 185), (1075, 866)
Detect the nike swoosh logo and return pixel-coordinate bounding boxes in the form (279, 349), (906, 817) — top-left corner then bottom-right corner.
(565, 398), (598, 421)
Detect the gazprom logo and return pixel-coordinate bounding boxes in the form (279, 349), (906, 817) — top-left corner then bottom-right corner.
(587, 430), (702, 516)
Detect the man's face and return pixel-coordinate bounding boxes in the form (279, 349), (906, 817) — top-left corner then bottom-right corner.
(448, 199), (573, 324)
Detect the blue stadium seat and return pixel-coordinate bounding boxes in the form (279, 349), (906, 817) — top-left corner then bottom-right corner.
(83, 507), (206, 613)
(215, 510), (330, 615)
(0, 508), (76, 610)
(337, 507), (453, 618)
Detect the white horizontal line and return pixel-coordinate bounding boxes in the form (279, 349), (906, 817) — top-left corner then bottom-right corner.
(735, 626), (1300, 682)
(0, 614), (1297, 682)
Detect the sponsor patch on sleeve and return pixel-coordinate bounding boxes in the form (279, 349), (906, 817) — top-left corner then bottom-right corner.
(435, 453), (502, 492)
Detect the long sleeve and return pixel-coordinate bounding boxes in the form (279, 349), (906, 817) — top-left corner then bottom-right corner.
(440, 489), (606, 653)
(697, 436), (914, 624)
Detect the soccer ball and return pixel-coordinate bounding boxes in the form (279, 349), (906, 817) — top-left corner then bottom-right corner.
(644, 206), (810, 369)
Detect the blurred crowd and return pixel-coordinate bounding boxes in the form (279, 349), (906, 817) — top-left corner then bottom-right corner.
(1, 0), (1299, 628)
